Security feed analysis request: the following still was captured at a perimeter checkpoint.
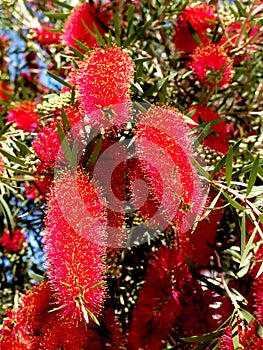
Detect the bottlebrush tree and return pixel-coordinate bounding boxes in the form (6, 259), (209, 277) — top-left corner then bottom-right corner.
(0, 0), (263, 349)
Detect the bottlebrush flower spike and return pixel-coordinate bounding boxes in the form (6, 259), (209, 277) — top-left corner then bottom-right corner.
(31, 23), (61, 47)
(188, 105), (233, 154)
(190, 44), (234, 88)
(44, 168), (107, 324)
(76, 45), (134, 130)
(7, 100), (40, 132)
(0, 228), (26, 253)
(220, 322), (263, 350)
(32, 120), (61, 168)
(173, 4), (216, 54)
(63, 2), (112, 51)
(128, 246), (189, 350)
(134, 106), (204, 234)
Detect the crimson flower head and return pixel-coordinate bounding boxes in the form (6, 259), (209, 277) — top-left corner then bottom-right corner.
(76, 45), (134, 129)
(32, 120), (61, 168)
(174, 4), (216, 54)
(63, 2), (112, 52)
(220, 322), (263, 350)
(188, 105), (233, 154)
(190, 44), (234, 88)
(44, 169), (107, 323)
(0, 228), (26, 253)
(7, 101), (40, 132)
(31, 23), (61, 47)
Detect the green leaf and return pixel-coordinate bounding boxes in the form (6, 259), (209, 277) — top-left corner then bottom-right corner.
(222, 192), (246, 211)
(68, 46), (85, 59)
(92, 23), (105, 46)
(231, 316), (239, 350)
(61, 108), (70, 132)
(50, 0), (73, 10)
(113, 12), (121, 46)
(127, 5), (134, 36)
(190, 156), (212, 180)
(181, 330), (219, 343)
(0, 123), (12, 137)
(233, 0), (245, 16)
(240, 226), (257, 267)
(142, 76), (169, 97)
(47, 71), (73, 89)
(13, 139), (32, 156)
(28, 271), (45, 282)
(85, 136), (103, 171)
(43, 12), (69, 19)
(246, 154), (259, 197)
(225, 146), (233, 186)
(72, 38), (90, 53)
(56, 122), (71, 164)
(240, 214), (246, 257)
(0, 149), (25, 166)
(187, 20), (201, 45)
(0, 196), (14, 232)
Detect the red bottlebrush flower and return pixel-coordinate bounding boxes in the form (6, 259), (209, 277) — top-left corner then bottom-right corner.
(7, 101), (40, 132)
(190, 44), (234, 88)
(24, 176), (53, 201)
(32, 121), (60, 168)
(76, 46), (134, 129)
(128, 246), (187, 350)
(173, 4), (216, 54)
(63, 2), (112, 52)
(134, 106), (204, 236)
(31, 23), (61, 47)
(220, 322), (263, 350)
(0, 228), (26, 253)
(44, 169), (107, 323)
(188, 105), (233, 154)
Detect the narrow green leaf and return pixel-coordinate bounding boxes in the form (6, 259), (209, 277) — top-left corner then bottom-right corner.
(142, 76), (169, 97)
(190, 156), (212, 180)
(181, 330), (219, 343)
(246, 154), (259, 197)
(43, 12), (69, 19)
(68, 46), (85, 59)
(70, 140), (79, 168)
(113, 12), (121, 46)
(0, 196), (14, 232)
(187, 20), (201, 45)
(72, 38), (90, 53)
(240, 227), (257, 267)
(0, 89), (21, 102)
(61, 108), (70, 132)
(0, 123), (12, 137)
(47, 71), (73, 89)
(240, 214), (246, 256)
(85, 137), (103, 171)
(0, 149), (25, 166)
(231, 316), (239, 350)
(92, 23), (105, 46)
(226, 146), (233, 186)
(28, 271), (45, 282)
(222, 192), (246, 211)
(56, 122), (71, 164)
(127, 5), (134, 36)
(233, 0), (245, 16)
(256, 261), (263, 279)
(50, 0), (73, 10)
(13, 139), (31, 156)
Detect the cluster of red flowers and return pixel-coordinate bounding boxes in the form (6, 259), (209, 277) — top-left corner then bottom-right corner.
(31, 23), (61, 48)
(7, 101), (39, 132)
(0, 228), (26, 253)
